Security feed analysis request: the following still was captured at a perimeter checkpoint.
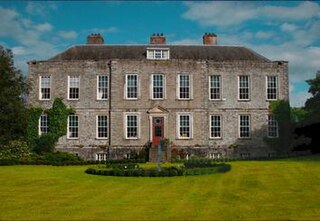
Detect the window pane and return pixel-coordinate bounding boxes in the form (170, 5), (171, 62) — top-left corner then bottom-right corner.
(40, 114), (49, 135)
(179, 75), (190, 99)
(267, 76), (278, 100)
(127, 115), (138, 138)
(40, 76), (51, 99)
(98, 76), (108, 100)
(239, 76), (250, 100)
(239, 115), (250, 138)
(179, 115), (191, 138)
(210, 115), (221, 138)
(127, 75), (138, 99)
(210, 75), (221, 100)
(153, 74), (164, 99)
(69, 76), (79, 99)
(68, 115), (78, 138)
(268, 115), (278, 137)
(97, 115), (108, 138)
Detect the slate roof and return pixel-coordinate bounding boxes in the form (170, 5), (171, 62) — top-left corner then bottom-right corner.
(48, 45), (271, 62)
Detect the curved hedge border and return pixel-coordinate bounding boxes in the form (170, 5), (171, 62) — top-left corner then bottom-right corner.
(85, 163), (231, 177)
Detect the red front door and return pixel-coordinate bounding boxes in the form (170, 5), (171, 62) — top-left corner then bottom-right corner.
(152, 117), (164, 146)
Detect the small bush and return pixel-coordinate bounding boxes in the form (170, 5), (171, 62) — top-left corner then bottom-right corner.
(0, 140), (32, 161)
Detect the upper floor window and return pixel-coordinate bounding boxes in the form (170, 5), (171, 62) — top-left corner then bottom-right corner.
(266, 76), (278, 100)
(125, 113), (139, 139)
(96, 115), (108, 139)
(147, 48), (170, 60)
(177, 113), (192, 139)
(68, 114), (78, 139)
(68, 76), (80, 100)
(239, 115), (250, 138)
(39, 76), (51, 100)
(39, 114), (49, 135)
(210, 115), (222, 139)
(151, 74), (165, 99)
(238, 75), (250, 100)
(209, 75), (221, 100)
(125, 74), (138, 99)
(178, 74), (192, 100)
(97, 75), (108, 100)
(267, 115), (278, 138)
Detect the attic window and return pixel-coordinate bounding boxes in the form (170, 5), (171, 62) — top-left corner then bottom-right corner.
(147, 48), (170, 60)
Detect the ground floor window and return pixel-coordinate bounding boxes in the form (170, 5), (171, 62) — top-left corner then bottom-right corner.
(267, 115), (278, 138)
(96, 153), (107, 161)
(39, 114), (49, 135)
(177, 113), (192, 139)
(97, 115), (108, 139)
(68, 114), (78, 139)
(125, 113), (139, 139)
(239, 115), (250, 138)
(210, 115), (222, 138)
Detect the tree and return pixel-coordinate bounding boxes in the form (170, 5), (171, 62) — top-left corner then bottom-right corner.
(0, 45), (28, 145)
(305, 71), (320, 123)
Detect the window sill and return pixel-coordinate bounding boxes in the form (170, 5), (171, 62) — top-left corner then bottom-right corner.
(209, 137), (223, 140)
(266, 99), (278, 102)
(68, 99), (80, 101)
(96, 137), (108, 140)
(125, 137), (139, 140)
(238, 137), (251, 140)
(176, 99), (192, 101)
(39, 99), (51, 101)
(96, 99), (109, 101)
(209, 98), (226, 101)
(177, 137), (192, 140)
(67, 137), (79, 140)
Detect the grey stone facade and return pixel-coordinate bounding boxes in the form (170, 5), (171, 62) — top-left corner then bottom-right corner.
(28, 34), (289, 160)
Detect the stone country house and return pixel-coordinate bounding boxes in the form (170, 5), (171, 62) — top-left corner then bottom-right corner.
(28, 33), (289, 161)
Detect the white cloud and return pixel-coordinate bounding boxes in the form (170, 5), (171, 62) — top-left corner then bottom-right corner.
(11, 46), (28, 56)
(280, 23), (298, 32)
(182, 2), (257, 26)
(0, 6), (58, 74)
(88, 27), (118, 34)
(35, 23), (53, 32)
(58, 31), (78, 39)
(255, 31), (275, 39)
(262, 1), (320, 21)
(183, 1), (320, 27)
(25, 2), (57, 17)
(171, 38), (201, 45)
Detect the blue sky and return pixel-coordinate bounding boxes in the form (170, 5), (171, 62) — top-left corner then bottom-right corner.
(0, 1), (319, 107)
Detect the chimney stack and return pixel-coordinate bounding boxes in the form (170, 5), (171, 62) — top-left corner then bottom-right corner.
(87, 33), (104, 44)
(203, 33), (217, 45)
(150, 33), (166, 44)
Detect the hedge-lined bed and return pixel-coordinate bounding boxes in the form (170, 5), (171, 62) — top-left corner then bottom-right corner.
(85, 160), (231, 177)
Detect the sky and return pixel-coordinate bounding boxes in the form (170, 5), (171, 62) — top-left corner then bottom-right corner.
(0, 1), (319, 107)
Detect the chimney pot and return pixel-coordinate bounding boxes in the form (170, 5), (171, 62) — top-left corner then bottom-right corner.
(87, 33), (104, 44)
(203, 32), (217, 45)
(150, 33), (166, 44)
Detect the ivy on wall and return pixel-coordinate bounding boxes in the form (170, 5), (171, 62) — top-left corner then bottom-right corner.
(26, 98), (74, 154)
(264, 100), (292, 153)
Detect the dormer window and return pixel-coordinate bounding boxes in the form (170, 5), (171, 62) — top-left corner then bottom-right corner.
(147, 48), (170, 60)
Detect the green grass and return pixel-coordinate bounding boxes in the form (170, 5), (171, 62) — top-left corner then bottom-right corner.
(1, 156), (320, 220)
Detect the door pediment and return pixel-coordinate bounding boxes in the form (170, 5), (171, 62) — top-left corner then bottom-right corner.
(147, 106), (168, 114)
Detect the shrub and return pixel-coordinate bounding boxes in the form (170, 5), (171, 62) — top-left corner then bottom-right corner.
(34, 134), (57, 154)
(0, 140), (31, 161)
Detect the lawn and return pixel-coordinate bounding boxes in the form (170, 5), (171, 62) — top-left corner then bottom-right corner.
(1, 156), (320, 220)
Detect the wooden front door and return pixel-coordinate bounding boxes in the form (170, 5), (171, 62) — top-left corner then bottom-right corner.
(152, 117), (164, 146)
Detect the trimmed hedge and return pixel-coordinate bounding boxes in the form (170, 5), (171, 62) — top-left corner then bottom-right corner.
(85, 163), (231, 177)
